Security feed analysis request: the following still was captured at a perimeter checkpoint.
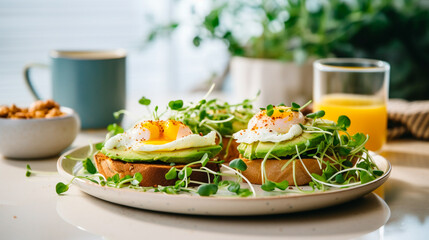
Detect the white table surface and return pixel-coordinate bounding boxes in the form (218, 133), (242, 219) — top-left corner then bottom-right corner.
(1, 130), (429, 240)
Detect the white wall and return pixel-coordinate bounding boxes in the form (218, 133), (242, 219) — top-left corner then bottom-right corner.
(0, 0), (228, 107)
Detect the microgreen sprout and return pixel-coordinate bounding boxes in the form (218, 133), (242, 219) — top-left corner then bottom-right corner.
(26, 164), (32, 177)
(299, 100), (312, 110)
(291, 102), (301, 111)
(290, 100), (312, 112)
(337, 115), (351, 130)
(229, 158), (247, 171)
(168, 100), (184, 110)
(265, 100), (313, 116)
(107, 123), (124, 136)
(306, 110), (325, 119)
(83, 158), (97, 174)
(168, 87), (256, 137)
(56, 181), (70, 194)
(55, 141), (103, 194)
(221, 163), (256, 197)
(153, 106), (160, 120)
(260, 142), (279, 184)
(113, 109), (131, 120)
(95, 142), (104, 150)
(266, 104), (274, 116)
(25, 164), (57, 177)
(165, 167), (177, 180)
(261, 180), (289, 192)
(197, 184), (218, 196)
(139, 96), (151, 106)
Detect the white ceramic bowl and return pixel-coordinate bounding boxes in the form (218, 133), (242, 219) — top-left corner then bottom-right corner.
(0, 107), (80, 159)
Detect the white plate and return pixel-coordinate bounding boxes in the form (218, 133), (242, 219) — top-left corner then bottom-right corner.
(57, 145), (391, 216)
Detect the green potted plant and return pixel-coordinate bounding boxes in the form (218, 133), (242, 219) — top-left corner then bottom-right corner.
(146, 0), (429, 104)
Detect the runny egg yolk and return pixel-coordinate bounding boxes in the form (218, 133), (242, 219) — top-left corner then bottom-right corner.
(135, 120), (192, 145)
(270, 107), (295, 119)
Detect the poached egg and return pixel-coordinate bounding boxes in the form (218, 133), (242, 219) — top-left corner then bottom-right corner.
(104, 120), (217, 151)
(233, 106), (305, 144)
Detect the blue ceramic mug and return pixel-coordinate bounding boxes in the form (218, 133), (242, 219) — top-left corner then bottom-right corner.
(24, 50), (126, 129)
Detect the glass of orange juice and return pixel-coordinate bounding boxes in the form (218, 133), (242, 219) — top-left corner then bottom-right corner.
(313, 58), (390, 152)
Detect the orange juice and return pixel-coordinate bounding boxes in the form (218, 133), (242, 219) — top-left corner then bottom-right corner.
(372, 185), (385, 199)
(314, 94), (387, 151)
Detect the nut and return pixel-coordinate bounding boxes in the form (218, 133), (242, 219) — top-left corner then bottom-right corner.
(15, 112), (27, 119)
(3, 100), (64, 119)
(10, 104), (19, 113)
(46, 108), (63, 118)
(34, 110), (46, 118)
(0, 106), (9, 118)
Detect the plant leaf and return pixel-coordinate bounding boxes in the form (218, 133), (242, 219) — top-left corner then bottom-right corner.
(237, 188), (252, 197)
(138, 96), (151, 106)
(322, 165), (336, 180)
(56, 182), (69, 194)
(335, 174), (345, 184)
(227, 182), (241, 193)
(112, 174), (120, 183)
(274, 180), (289, 190)
(291, 102), (300, 111)
(261, 181), (276, 191)
(95, 142), (104, 150)
(193, 36), (202, 47)
(26, 164), (32, 177)
(197, 184), (218, 196)
(134, 172), (143, 183)
(266, 104), (274, 116)
(178, 167), (192, 179)
(373, 170), (384, 176)
(338, 146), (351, 156)
(83, 158), (97, 174)
(165, 167), (177, 180)
(229, 158), (247, 171)
(169, 100), (184, 110)
(107, 123), (124, 135)
(360, 171), (375, 184)
(311, 173), (326, 182)
(337, 115), (351, 130)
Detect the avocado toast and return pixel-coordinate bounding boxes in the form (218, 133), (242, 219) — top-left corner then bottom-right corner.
(236, 132), (326, 185)
(95, 120), (222, 187)
(232, 103), (381, 189)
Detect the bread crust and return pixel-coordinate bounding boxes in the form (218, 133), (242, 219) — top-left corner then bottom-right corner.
(216, 137), (240, 162)
(94, 152), (220, 187)
(241, 155), (359, 186)
(240, 157), (323, 186)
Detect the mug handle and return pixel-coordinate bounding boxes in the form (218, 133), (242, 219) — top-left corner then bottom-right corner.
(23, 63), (49, 100)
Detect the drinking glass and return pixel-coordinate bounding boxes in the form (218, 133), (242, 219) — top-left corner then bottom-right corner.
(313, 58), (390, 152)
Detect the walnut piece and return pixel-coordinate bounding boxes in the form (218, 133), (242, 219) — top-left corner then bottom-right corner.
(0, 106), (9, 117)
(0, 100), (64, 119)
(46, 108), (62, 118)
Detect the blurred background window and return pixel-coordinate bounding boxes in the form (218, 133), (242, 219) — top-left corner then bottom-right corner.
(0, 0), (228, 106)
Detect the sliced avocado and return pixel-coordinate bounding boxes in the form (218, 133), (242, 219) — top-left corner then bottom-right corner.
(237, 132), (326, 159)
(101, 145), (222, 164)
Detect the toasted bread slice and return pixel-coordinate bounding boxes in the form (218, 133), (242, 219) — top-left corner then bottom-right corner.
(240, 155), (359, 186)
(240, 157), (323, 186)
(94, 152), (220, 187)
